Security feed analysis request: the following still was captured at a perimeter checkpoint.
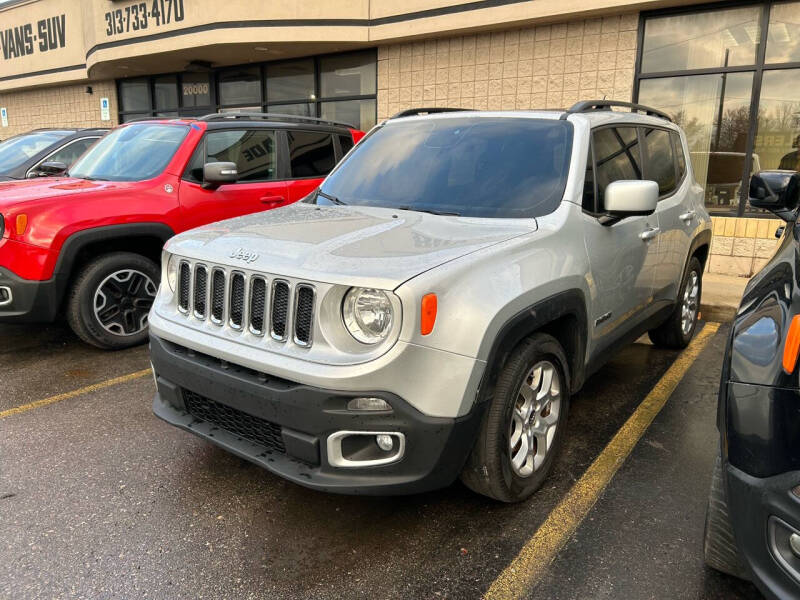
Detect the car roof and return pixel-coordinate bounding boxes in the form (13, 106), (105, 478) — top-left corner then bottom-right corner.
(124, 113), (356, 134)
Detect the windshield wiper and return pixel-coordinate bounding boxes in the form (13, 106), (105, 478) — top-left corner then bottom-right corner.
(396, 206), (461, 217)
(317, 190), (346, 205)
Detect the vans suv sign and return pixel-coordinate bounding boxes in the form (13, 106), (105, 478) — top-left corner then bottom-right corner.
(0, 15), (66, 60)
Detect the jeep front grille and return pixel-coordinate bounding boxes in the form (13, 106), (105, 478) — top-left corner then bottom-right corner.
(174, 260), (316, 348)
(182, 389), (286, 454)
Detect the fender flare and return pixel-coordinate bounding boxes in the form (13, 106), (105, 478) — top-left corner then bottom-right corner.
(52, 222), (175, 305)
(685, 228), (712, 277)
(479, 289), (588, 399)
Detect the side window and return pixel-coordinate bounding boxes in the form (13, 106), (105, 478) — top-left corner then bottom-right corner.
(671, 131), (686, 181)
(184, 130), (277, 183)
(46, 137), (97, 167)
(593, 126), (642, 210)
(582, 145), (596, 213)
(643, 128), (677, 197)
(288, 130), (336, 177)
(339, 134), (354, 156)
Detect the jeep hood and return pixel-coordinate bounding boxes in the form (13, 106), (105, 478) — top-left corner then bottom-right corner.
(0, 177), (127, 209)
(166, 202), (536, 289)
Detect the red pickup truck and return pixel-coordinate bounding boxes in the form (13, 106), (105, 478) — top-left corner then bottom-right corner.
(0, 113), (364, 349)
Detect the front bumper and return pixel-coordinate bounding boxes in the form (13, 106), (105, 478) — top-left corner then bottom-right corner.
(150, 333), (485, 495)
(0, 266), (59, 323)
(726, 462), (800, 599)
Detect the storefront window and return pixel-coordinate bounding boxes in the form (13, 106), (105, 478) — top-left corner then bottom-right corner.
(319, 52), (376, 98)
(181, 73), (212, 108)
(154, 75), (178, 112)
(753, 69), (800, 172)
(639, 72), (754, 214)
(218, 67), (262, 108)
(637, 1), (800, 217)
(266, 59), (314, 103)
(117, 50), (377, 130)
(766, 1), (800, 63)
(641, 6), (762, 73)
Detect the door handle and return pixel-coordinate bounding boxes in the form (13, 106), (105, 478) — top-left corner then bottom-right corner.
(639, 227), (660, 241)
(260, 195), (285, 205)
(679, 210), (695, 222)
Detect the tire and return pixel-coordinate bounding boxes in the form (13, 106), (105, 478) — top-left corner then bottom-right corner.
(649, 256), (702, 349)
(66, 252), (159, 350)
(460, 333), (570, 502)
(703, 449), (748, 579)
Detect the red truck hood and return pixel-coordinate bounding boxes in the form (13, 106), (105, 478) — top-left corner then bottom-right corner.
(0, 177), (126, 209)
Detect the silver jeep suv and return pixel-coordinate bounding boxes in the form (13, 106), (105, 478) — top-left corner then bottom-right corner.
(149, 101), (711, 502)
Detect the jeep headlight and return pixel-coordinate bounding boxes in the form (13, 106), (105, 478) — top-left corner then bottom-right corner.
(166, 252), (179, 292)
(342, 287), (393, 344)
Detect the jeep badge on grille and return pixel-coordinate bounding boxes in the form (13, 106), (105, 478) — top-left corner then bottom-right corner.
(230, 248), (259, 264)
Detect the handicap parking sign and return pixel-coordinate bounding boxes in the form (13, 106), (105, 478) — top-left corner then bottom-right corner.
(100, 98), (110, 121)
(1, 107), (7, 127)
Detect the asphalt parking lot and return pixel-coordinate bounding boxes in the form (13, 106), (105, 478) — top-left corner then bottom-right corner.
(0, 321), (765, 599)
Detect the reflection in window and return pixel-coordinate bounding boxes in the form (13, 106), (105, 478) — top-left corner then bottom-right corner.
(641, 6), (761, 73)
(205, 130), (277, 182)
(643, 129), (677, 195)
(181, 73), (212, 108)
(593, 127), (642, 209)
(119, 79), (150, 112)
(638, 72), (754, 213)
(154, 75), (178, 111)
(766, 1), (800, 64)
(266, 103), (314, 117)
(754, 69), (800, 173)
(287, 131), (336, 177)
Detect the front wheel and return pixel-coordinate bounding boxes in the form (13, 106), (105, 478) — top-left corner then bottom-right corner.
(460, 333), (570, 502)
(66, 252), (159, 350)
(649, 256), (702, 349)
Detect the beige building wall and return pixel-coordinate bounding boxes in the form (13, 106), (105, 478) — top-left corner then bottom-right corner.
(376, 13), (639, 120)
(708, 217), (783, 277)
(0, 81), (118, 138)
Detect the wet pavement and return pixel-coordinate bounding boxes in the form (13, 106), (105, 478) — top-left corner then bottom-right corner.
(0, 321), (762, 599)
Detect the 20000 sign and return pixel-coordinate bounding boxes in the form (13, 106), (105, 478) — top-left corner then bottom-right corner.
(104, 0), (184, 36)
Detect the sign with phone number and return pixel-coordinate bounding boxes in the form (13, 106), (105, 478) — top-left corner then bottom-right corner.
(104, 0), (185, 36)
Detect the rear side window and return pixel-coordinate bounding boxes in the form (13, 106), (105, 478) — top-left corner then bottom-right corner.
(671, 131), (686, 181)
(185, 129), (277, 183)
(288, 130), (336, 177)
(339, 134), (354, 156)
(592, 127), (642, 210)
(643, 128), (677, 196)
(46, 137), (98, 167)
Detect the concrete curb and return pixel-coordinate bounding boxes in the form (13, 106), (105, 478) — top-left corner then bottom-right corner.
(700, 302), (738, 324)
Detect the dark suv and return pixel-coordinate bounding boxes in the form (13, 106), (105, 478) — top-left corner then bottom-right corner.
(704, 170), (800, 598)
(0, 128), (108, 180)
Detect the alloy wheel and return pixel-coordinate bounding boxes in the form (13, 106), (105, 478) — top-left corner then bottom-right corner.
(681, 270), (700, 336)
(508, 360), (562, 477)
(93, 269), (157, 336)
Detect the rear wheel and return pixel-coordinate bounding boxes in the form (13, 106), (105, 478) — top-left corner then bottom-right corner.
(703, 449), (748, 579)
(460, 333), (570, 502)
(649, 256), (702, 349)
(66, 252), (159, 350)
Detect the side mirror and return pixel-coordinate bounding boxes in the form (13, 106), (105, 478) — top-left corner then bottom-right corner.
(602, 180), (658, 223)
(749, 170), (800, 221)
(202, 162), (238, 189)
(31, 161), (68, 177)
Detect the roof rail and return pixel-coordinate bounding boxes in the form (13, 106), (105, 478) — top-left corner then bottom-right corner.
(198, 112), (354, 129)
(560, 100), (672, 122)
(389, 107), (471, 119)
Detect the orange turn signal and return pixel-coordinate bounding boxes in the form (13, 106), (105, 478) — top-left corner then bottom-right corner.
(15, 214), (27, 235)
(421, 293), (437, 336)
(783, 315), (800, 374)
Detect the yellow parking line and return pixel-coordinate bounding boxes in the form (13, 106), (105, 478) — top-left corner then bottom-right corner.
(0, 369), (151, 420)
(485, 322), (721, 600)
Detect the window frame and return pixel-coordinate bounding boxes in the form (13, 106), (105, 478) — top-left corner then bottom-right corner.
(285, 129), (338, 180)
(117, 48), (377, 130)
(634, 0), (800, 217)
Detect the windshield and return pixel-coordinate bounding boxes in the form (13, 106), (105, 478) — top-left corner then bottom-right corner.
(69, 123), (188, 182)
(0, 130), (72, 172)
(318, 117), (573, 218)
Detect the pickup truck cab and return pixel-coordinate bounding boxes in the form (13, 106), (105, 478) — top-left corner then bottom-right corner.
(0, 113), (363, 349)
